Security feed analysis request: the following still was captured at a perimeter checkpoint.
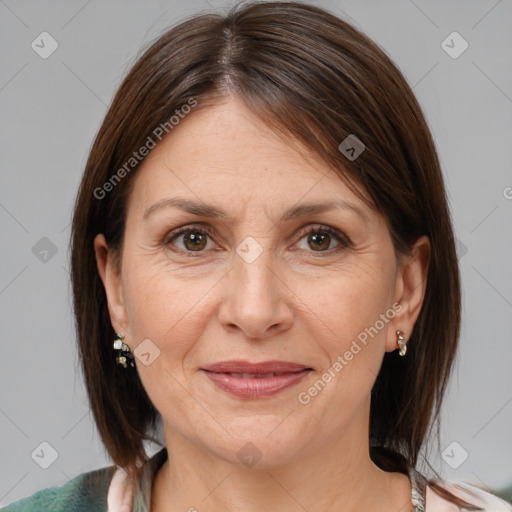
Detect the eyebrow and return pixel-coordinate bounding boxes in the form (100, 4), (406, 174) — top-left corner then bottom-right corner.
(142, 197), (369, 224)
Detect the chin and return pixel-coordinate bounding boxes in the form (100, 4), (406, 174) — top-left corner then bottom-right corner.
(206, 421), (310, 469)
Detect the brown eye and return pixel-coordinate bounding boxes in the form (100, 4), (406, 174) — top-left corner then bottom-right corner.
(307, 232), (332, 251)
(295, 225), (350, 255)
(164, 224), (349, 257)
(182, 231), (207, 251)
(165, 227), (213, 253)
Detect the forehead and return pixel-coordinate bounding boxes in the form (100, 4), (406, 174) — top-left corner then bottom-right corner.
(126, 96), (371, 221)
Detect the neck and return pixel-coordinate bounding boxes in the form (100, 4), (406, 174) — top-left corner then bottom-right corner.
(151, 402), (413, 512)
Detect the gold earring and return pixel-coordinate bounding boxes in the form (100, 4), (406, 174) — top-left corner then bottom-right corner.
(396, 330), (407, 356)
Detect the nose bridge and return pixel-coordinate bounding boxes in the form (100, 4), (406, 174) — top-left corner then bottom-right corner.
(234, 235), (279, 303)
(219, 234), (291, 338)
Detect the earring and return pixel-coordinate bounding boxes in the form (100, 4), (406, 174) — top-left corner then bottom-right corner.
(113, 333), (135, 368)
(396, 330), (407, 356)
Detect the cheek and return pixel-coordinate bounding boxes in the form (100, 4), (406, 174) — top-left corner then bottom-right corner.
(122, 269), (214, 419)
(293, 277), (392, 435)
(305, 266), (391, 342)
(121, 261), (216, 364)
(299, 262), (394, 390)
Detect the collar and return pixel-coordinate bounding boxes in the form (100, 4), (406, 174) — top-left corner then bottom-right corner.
(107, 447), (168, 512)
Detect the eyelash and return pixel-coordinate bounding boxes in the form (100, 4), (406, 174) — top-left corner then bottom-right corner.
(163, 223), (351, 258)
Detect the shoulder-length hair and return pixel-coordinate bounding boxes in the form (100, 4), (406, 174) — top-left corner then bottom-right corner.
(70, 1), (481, 508)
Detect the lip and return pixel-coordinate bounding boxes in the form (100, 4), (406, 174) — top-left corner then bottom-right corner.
(200, 360), (313, 399)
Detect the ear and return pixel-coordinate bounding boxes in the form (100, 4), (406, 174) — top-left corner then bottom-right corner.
(94, 234), (130, 336)
(385, 235), (430, 353)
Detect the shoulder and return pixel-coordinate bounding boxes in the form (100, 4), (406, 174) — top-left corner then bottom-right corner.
(1, 465), (116, 512)
(425, 479), (512, 511)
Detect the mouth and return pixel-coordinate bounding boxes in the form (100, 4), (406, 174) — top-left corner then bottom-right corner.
(200, 360), (313, 399)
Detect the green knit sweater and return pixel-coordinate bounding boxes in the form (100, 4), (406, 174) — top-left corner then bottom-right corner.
(1, 465), (116, 512)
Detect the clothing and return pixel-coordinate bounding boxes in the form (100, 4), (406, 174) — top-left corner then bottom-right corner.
(2, 447), (511, 511)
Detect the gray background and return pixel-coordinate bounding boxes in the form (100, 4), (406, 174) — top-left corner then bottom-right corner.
(1, 0), (511, 507)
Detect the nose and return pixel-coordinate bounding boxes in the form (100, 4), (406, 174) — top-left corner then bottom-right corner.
(217, 242), (294, 340)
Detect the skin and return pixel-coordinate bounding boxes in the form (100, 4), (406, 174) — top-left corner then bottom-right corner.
(95, 95), (430, 512)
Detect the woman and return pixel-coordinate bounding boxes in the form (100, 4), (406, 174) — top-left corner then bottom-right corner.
(2, 1), (511, 511)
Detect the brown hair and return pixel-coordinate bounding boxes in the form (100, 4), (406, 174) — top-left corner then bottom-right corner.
(70, 1), (482, 508)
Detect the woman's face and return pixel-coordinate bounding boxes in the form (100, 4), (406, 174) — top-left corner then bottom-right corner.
(95, 96), (428, 468)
